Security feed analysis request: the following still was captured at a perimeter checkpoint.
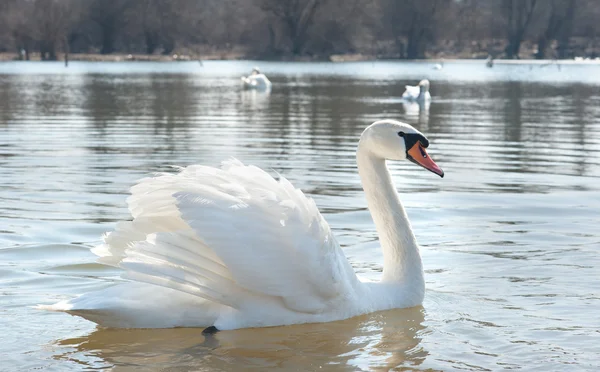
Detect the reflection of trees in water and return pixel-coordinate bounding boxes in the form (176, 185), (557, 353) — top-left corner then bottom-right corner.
(77, 74), (202, 223)
(0, 76), (17, 126)
(245, 76), (392, 189)
(81, 74), (195, 153)
(503, 82), (523, 144)
(501, 82), (530, 175)
(54, 306), (427, 371)
(508, 83), (596, 177)
(278, 76), (374, 144)
(0, 74), (86, 126)
(571, 84), (591, 177)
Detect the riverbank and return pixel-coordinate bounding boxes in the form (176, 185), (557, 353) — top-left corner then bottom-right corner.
(2, 53), (599, 65)
(0, 51), (246, 62)
(2, 35), (600, 63)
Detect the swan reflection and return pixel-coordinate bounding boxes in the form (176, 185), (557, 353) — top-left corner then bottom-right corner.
(402, 100), (430, 127)
(54, 307), (427, 371)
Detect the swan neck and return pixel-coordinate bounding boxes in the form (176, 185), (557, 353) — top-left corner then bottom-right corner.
(356, 146), (424, 285)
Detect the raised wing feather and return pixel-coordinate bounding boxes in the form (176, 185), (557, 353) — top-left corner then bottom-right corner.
(174, 160), (360, 313)
(100, 159), (360, 314)
(402, 85), (420, 100)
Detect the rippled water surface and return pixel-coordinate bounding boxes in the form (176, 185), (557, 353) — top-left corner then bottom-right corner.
(1, 61), (600, 371)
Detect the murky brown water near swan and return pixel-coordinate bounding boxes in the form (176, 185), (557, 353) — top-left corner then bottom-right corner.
(1, 61), (599, 371)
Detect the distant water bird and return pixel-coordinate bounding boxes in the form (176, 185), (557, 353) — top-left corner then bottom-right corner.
(432, 59), (444, 70)
(402, 79), (431, 103)
(486, 55), (494, 68)
(241, 66), (272, 91)
(39, 120), (443, 330)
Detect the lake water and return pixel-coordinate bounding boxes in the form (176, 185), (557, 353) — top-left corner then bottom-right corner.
(1, 60), (599, 371)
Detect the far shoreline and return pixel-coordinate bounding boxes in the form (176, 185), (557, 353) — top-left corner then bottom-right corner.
(1, 52), (599, 64)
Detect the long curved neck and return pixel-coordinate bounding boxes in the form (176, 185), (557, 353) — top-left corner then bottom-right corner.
(356, 145), (424, 286)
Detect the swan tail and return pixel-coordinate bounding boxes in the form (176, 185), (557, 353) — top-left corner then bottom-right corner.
(37, 282), (221, 328)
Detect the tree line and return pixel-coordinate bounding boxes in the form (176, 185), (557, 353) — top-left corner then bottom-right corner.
(0, 0), (598, 61)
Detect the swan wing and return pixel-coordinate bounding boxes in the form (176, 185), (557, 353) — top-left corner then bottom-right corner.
(241, 76), (257, 88)
(254, 74), (271, 86)
(402, 85), (419, 99)
(174, 160), (359, 313)
(109, 159), (361, 314)
(244, 74), (271, 90)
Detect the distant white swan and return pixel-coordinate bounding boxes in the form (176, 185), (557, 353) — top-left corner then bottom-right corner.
(432, 59), (444, 70)
(41, 120), (444, 330)
(402, 79), (431, 103)
(241, 66), (272, 91)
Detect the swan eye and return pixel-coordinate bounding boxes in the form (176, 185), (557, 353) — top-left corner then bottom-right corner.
(398, 131), (405, 137)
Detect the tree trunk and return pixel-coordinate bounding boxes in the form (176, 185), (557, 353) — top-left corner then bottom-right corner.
(557, 0), (576, 59)
(162, 37), (175, 55)
(145, 31), (158, 54)
(536, 36), (548, 59)
(64, 36), (69, 67)
(48, 42), (57, 61)
(505, 35), (523, 59)
(503, 0), (538, 59)
(268, 24), (276, 53)
(406, 35), (421, 59)
(100, 26), (115, 54)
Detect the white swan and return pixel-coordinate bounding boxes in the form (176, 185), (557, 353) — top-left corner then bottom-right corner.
(402, 79), (431, 103)
(241, 66), (272, 91)
(41, 120), (444, 330)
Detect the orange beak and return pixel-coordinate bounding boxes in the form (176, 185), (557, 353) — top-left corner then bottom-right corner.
(407, 142), (444, 177)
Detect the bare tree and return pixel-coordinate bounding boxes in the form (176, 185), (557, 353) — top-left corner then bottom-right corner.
(535, 0), (576, 59)
(33, 0), (80, 60)
(379, 0), (449, 59)
(89, 0), (132, 54)
(502, 0), (539, 59)
(260, 0), (327, 55)
(135, 0), (183, 54)
(291, 0), (371, 55)
(0, 0), (599, 60)
(1, 0), (36, 59)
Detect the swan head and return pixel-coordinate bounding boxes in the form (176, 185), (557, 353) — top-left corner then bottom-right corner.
(251, 67), (260, 75)
(418, 79), (430, 93)
(359, 120), (444, 177)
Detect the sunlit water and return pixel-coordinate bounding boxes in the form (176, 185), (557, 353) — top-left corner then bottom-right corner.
(1, 60), (599, 371)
